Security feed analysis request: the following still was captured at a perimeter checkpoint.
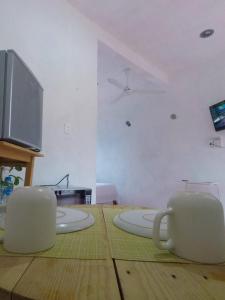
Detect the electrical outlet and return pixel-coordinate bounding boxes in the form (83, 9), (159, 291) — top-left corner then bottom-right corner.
(64, 123), (71, 135)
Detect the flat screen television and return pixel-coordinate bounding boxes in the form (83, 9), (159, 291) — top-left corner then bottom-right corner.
(0, 50), (43, 151)
(210, 100), (225, 132)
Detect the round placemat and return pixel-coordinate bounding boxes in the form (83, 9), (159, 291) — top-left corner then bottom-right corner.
(0, 207), (95, 234)
(113, 209), (167, 240)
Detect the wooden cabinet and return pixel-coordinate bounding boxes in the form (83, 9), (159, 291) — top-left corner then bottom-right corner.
(0, 141), (43, 185)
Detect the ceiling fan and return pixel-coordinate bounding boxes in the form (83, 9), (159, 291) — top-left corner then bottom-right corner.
(107, 68), (165, 103)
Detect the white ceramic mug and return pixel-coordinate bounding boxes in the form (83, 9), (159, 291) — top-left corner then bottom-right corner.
(153, 192), (225, 264)
(0, 186), (57, 253)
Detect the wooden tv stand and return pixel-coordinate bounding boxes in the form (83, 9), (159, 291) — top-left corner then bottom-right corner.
(0, 141), (43, 186)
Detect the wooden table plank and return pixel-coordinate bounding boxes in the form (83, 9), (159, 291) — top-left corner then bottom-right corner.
(0, 256), (33, 300)
(115, 260), (225, 300)
(13, 258), (121, 300)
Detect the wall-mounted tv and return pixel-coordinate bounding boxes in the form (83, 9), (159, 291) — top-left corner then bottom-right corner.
(210, 100), (225, 131)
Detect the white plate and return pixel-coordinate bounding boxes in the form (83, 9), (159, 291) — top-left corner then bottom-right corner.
(56, 207), (95, 233)
(113, 209), (167, 240)
(0, 207), (95, 234)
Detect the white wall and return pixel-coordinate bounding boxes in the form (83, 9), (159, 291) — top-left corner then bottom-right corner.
(2, 0), (222, 208)
(0, 0), (166, 203)
(97, 51), (225, 208)
(169, 59), (225, 207)
(0, 0), (98, 199)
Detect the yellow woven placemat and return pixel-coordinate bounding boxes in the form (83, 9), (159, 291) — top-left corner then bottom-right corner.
(103, 207), (190, 263)
(0, 207), (108, 260)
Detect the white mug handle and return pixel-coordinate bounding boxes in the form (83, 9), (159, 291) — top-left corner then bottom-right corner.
(153, 208), (174, 250)
(0, 204), (6, 243)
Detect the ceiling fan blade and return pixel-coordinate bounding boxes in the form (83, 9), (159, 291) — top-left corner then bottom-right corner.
(108, 78), (125, 90)
(131, 89), (166, 94)
(111, 92), (127, 103)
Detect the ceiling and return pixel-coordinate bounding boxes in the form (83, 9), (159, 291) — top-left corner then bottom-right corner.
(69, 0), (225, 75)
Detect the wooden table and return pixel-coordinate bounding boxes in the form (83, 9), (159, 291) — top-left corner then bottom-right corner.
(0, 141), (43, 186)
(1, 206), (225, 300)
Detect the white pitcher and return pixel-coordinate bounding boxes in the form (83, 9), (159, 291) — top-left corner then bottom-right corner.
(0, 186), (56, 253)
(153, 192), (225, 264)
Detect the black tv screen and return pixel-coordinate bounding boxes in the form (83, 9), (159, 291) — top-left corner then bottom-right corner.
(210, 100), (225, 131)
